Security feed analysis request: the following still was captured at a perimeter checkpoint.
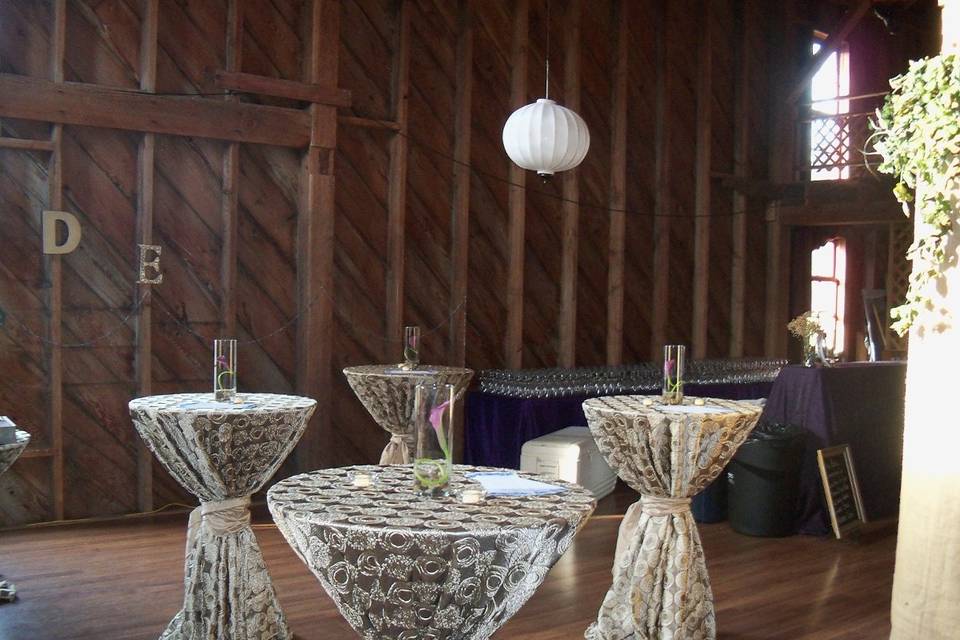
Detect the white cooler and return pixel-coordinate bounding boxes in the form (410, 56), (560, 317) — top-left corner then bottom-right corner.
(520, 426), (617, 499)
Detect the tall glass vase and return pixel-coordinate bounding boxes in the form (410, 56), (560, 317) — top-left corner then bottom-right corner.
(214, 339), (237, 401)
(400, 325), (420, 371)
(413, 381), (455, 496)
(662, 344), (685, 405)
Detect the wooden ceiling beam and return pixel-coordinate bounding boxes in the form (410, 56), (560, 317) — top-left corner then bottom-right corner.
(212, 70), (352, 108)
(786, 0), (873, 103)
(0, 73), (317, 147)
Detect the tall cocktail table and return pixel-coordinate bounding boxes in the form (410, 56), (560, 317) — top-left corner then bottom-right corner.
(343, 365), (473, 463)
(268, 464), (595, 639)
(129, 393), (316, 640)
(0, 429), (30, 603)
(582, 396), (761, 640)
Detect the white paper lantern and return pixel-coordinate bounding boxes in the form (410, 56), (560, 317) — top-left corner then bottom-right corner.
(502, 98), (590, 177)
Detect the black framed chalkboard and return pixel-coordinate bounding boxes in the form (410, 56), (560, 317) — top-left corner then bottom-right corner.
(817, 445), (867, 538)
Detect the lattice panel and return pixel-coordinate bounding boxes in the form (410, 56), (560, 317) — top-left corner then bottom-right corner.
(886, 221), (913, 352)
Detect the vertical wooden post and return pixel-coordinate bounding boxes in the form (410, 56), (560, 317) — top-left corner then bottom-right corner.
(135, 0), (159, 513)
(385, 0), (411, 358)
(729, 0), (749, 357)
(449, 0), (473, 367)
(650, 0), (672, 359)
(504, 0), (529, 369)
(46, 0), (66, 521)
(691, 0), (712, 359)
(221, 0), (243, 339)
(296, 0), (339, 470)
(605, 0), (628, 365)
(558, 0), (581, 368)
(765, 1), (797, 357)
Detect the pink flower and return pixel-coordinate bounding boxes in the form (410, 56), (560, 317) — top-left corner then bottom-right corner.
(429, 401), (449, 432)
(664, 359), (675, 378)
(216, 355), (230, 369)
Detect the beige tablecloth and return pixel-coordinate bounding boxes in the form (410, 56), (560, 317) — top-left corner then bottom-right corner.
(0, 430), (30, 476)
(0, 429), (30, 603)
(582, 396), (761, 640)
(343, 365), (473, 464)
(129, 393), (316, 640)
(268, 464), (595, 639)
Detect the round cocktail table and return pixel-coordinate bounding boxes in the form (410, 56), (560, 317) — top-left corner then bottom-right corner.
(129, 393), (316, 640)
(343, 365), (473, 464)
(582, 395), (761, 640)
(268, 464), (595, 639)
(0, 429), (30, 603)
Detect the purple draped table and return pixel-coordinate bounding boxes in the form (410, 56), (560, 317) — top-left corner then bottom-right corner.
(464, 381), (773, 469)
(759, 362), (907, 534)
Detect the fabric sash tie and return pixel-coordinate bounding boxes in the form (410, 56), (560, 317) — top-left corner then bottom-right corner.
(186, 496), (251, 547)
(380, 433), (415, 464)
(640, 494), (692, 517)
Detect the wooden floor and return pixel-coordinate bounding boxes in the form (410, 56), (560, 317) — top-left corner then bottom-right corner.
(0, 490), (896, 640)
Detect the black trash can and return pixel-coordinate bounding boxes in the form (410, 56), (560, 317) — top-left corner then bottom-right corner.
(692, 473), (727, 523)
(727, 423), (806, 537)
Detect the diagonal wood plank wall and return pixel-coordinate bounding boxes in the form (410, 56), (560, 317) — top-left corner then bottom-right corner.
(0, 0), (776, 525)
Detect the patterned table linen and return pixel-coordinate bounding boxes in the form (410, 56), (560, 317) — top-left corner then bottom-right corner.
(268, 464), (596, 639)
(582, 396), (761, 640)
(129, 393), (316, 640)
(0, 430), (30, 476)
(0, 430), (30, 603)
(343, 365), (474, 464)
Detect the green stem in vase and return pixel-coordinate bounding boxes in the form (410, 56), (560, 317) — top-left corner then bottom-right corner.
(216, 369), (235, 391)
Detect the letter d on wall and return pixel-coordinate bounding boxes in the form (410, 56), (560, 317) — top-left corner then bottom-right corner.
(42, 210), (82, 255)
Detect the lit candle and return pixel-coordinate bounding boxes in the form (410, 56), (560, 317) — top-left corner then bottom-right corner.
(642, 398), (654, 406)
(352, 472), (372, 488)
(460, 488), (485, 504)
(694, 398), (706, 406)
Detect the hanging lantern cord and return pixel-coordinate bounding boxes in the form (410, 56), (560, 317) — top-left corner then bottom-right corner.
(545, 0), (551, 99)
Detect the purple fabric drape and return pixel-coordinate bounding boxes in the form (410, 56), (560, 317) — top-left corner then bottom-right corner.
(464, 382), (773, 470)
(759, 363), (906, 534)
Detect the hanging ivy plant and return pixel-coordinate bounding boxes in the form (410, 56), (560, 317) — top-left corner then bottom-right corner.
(870, 53), (960, 336)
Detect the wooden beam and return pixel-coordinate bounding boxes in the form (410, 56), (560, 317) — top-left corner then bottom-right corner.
(220, 0), (243, 340)
(650, 0), (672, 359)
(692, 0), (712, 359)
(0, 136), (55, 151)
(779, 200), (904, 226)
(295, 0), (339, 471)
(606, 0), (628, 366)
(786, 0), (872, 103)
(337, 115), (401, 131)
(47, 0), (65, 522)
(765, 1), (801, 356)
(0, 73), (317, 148)
(449, 0), (473, 367)
(558, 0), (581, 369)
(729, 0), (750, 358)
(385, 0), (411, 359)
(134, 0), (159, 514)
(504, 0), (529, 369)
(213, 70), (352, 108)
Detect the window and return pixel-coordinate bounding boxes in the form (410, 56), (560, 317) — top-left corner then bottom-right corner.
(811, 238), (847, 355)
(809, 35), (851, 181)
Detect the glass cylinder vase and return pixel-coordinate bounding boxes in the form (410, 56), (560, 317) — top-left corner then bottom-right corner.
(662, 344), (685, 405)
(214, 338), (237, 402)
(413, 381), (455, 496)
(400, 325), (420, 371)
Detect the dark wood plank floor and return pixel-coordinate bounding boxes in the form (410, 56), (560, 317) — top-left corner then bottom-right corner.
(0, 489), (895, 640)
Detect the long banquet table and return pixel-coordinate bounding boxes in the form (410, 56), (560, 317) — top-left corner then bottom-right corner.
(759, 362), (907, 534)
(465, 381), (774, 469)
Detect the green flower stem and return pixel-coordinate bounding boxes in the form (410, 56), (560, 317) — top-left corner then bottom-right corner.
(216, 369), (235, 391)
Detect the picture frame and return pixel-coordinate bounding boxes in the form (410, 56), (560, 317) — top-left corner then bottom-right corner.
(817, 444), (867, 539)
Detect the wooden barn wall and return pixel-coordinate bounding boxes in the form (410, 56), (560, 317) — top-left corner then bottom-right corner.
(0, 0), (777, 525)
